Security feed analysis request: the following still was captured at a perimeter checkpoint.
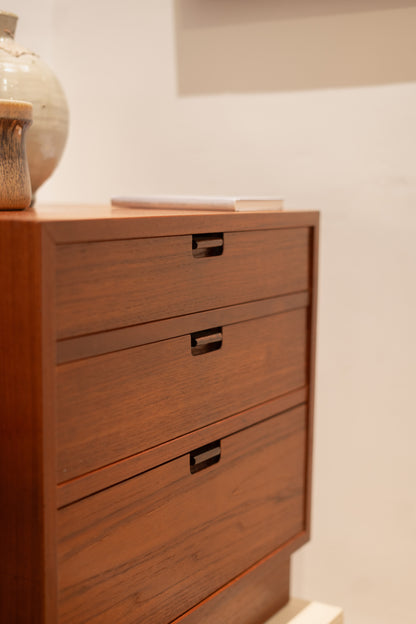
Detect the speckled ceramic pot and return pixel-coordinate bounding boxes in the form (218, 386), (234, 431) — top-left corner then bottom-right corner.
(0, 11), (69, 197)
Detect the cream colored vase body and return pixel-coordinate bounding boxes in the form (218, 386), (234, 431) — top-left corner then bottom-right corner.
(0, 11), (69, 196)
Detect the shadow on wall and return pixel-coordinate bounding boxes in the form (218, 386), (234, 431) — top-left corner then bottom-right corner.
(174, 0), (416, 94)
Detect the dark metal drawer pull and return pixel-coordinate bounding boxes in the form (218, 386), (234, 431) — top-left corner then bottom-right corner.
(190, 440), (221, 473)
(191, 327), (223, 356)
(192, 233), (224, 258)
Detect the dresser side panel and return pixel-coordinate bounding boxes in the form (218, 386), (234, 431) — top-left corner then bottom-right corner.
(0, 221), (56, 623)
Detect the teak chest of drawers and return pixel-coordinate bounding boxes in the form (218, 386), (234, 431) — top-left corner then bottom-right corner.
(0, 205), (319, 624)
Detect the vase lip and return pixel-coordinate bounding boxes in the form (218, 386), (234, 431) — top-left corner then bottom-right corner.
(0, 11), (18, 38)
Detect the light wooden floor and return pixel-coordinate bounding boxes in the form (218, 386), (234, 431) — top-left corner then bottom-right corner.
(266, 599), (343, 624)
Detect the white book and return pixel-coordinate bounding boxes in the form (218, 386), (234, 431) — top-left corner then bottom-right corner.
(111, 195), (284, 212)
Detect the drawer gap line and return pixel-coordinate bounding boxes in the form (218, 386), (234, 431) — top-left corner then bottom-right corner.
(57, 394), (308, 509)
(57, 291), (310, 364)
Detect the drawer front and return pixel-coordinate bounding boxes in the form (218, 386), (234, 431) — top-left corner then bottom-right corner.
(57, 308), (308, 481)
(57, 406), (307, 624)
(55, 228), (310, 339)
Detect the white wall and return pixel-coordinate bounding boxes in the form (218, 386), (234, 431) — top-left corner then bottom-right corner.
(6, 2), (416, 622)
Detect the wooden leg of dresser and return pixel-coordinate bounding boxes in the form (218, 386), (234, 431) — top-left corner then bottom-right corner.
(173, 551), (290, 624)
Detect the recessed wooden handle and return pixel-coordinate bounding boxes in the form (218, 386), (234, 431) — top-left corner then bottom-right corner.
(192, 233), (224, 258)
(191, 327), (223, 356)
(190, 440), (221, 473)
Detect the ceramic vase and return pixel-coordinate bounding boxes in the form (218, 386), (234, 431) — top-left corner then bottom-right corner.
(0, 11), (69, 198)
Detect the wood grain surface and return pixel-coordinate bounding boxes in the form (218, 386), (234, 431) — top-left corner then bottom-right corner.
(57, 308), (308, 481)
(55, 228), (310, 338)
(0, 222), (56, 622)
(0, 208), (319, 623)
(46, 208), (318, 243)
(0, 204), (318, 243)
(57, 390), (307, 507)
(57, 406), (307, 624)
(174, 551), (290, 624)
(57, 291), (309, 364)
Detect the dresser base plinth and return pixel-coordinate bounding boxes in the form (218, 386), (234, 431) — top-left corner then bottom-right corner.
(174, 552), (290, 624)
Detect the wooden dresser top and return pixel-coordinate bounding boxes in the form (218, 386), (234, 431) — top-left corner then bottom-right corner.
(0, 204), (319, 242)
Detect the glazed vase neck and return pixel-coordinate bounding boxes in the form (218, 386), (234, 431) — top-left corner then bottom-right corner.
(0, 11), (18, 40)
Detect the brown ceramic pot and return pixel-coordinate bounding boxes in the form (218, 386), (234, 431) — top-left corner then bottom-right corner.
(0, 99), (32, 210)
